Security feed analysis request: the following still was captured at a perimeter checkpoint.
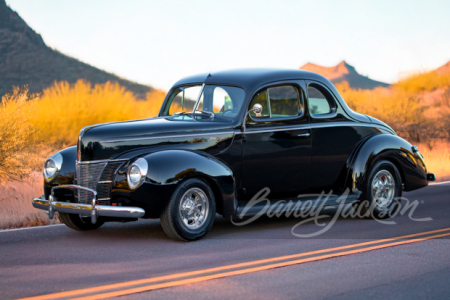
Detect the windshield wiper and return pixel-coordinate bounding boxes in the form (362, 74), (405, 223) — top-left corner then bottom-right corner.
(172, 112), (192, 117)
(173, 110), (214, 119)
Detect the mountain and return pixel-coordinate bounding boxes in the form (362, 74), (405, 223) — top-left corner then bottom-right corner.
(435, 61), (450, 75)
(300, 61), (389, 90)
(0, 0), (152, 98)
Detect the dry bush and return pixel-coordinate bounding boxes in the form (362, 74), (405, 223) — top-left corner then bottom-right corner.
(396, 71), (450, 94)
(0, 81), (165, 228)
(0, 80), (165, 184)
(337, 71), (450, 145)
(33, 80), (153, 145)
(0, 87), (39, 182)
(416, 142), (450, 182)
(0, 172), (60, 229)
(138, 88), (166, 118)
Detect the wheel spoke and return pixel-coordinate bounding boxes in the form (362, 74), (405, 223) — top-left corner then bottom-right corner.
(372, 169), (396, 208)
(179, 187), (209, 230)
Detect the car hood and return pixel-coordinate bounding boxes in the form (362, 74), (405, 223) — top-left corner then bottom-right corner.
(78, 116), (236, 161)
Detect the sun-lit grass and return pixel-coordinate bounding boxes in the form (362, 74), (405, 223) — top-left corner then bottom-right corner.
(0, 81), (165, 229)
(0, 87), (39, 181)
(33, 80), (165, 145)
(0, 80), (165, 180)
(416, 142), (450, 182)
(396, 71), (450, 94)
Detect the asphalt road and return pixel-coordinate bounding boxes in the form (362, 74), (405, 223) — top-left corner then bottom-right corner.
(1, 183), (449, 300)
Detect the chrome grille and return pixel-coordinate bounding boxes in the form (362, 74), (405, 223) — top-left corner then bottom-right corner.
(76, 161), (125, 205)
(96, 162), (124, 205)
(76, 162), (107, 204)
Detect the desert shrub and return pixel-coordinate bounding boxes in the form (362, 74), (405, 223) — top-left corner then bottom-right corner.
(0, 81), (166, 183)
(33, 80), (147, 144)
(336, 71), (450, 145)
(395, 71), (450, 94)
(0, 87), (39, 182)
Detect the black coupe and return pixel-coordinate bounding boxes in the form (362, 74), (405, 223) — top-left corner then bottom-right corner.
(33, 69), (435, 241)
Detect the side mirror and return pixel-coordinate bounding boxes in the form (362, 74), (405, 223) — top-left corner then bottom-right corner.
(242, 103), (264, 132)
(252, 103), (263, 115)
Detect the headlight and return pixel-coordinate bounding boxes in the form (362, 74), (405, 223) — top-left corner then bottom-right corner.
(127, 158), (148, 190)
(129, 165), (142, 183)
(44, 153), (63, 182)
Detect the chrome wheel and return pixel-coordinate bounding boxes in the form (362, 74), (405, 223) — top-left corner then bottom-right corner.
(371, 170), (395, 209)
(179, 187), (209, 230)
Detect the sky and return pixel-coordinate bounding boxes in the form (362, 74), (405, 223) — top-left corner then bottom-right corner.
(6, 0), (450, 90)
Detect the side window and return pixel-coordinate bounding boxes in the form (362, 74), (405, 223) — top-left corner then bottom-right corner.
(307, 86), (331, 116)
(250, 85), (302, 118)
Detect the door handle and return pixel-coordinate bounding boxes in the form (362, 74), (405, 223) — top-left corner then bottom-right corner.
(297, 133), (310, 137)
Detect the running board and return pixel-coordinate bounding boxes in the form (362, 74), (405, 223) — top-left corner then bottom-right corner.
(235, 193), (359, 217)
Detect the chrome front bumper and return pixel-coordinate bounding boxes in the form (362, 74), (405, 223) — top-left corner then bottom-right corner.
(32, 184), (145, 224)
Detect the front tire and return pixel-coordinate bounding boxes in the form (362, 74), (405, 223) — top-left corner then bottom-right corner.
(58, 212), (104, 231)
(160, 178), (216, 241)
(353, 160), (402, 219)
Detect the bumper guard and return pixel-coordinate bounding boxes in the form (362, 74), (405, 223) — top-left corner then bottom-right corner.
(32, 185), (145, 224)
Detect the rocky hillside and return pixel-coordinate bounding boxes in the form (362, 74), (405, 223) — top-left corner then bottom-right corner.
(0, 0), (152, 98)
(300, 61), (389, 90)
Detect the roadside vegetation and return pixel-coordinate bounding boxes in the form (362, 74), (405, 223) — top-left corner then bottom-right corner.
(0, 71), (449, 229)
(0, 81), (165, 229)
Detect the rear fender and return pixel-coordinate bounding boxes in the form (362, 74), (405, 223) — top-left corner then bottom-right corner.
(346, 134), (428, 196)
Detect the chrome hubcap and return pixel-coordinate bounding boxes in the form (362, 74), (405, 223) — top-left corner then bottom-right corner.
(372, 170), (395, 208)
(179, 188), (209, 230)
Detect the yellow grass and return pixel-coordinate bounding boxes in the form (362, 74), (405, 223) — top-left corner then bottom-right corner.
(396, 71), (450, 94)
(33, 80), (165, 145)
(416, 142), (450, 182)
(0, 87), (39, 181)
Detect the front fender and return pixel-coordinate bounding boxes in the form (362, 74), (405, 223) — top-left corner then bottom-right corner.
(112, 150), (236, 218)
(43, 146), (77, 200)
(347, 134), (428, 195)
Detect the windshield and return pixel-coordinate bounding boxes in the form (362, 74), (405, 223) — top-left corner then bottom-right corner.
(162, 85), (245, 119)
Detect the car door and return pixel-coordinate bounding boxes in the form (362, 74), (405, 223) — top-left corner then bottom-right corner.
(240, 82), (311, 201)
(306, 80), (379, 194)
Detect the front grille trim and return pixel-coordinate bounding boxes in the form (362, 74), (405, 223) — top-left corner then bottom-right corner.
(75, 160), (126, 205)
(76, 162), (107, 204)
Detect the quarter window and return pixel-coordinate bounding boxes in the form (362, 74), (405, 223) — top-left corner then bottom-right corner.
(250, 85), (302, 119)
(307, 86), (331, 116)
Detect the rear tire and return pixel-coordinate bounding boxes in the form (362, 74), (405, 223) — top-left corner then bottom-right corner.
(160, 178), (216, 241)
(58, 212), (104, 231)
(353, 160), (402, 219)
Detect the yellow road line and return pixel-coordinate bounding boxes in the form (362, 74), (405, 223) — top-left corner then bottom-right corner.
(73, 232), (450, 300)
(18, 227), (450, 300)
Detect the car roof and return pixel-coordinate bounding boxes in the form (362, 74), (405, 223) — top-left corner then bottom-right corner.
(172, 68), (332, 92)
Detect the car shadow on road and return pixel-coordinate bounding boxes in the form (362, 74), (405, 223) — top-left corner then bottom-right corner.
(78, 204), (395, 241)
(80, 198), (446, 241)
